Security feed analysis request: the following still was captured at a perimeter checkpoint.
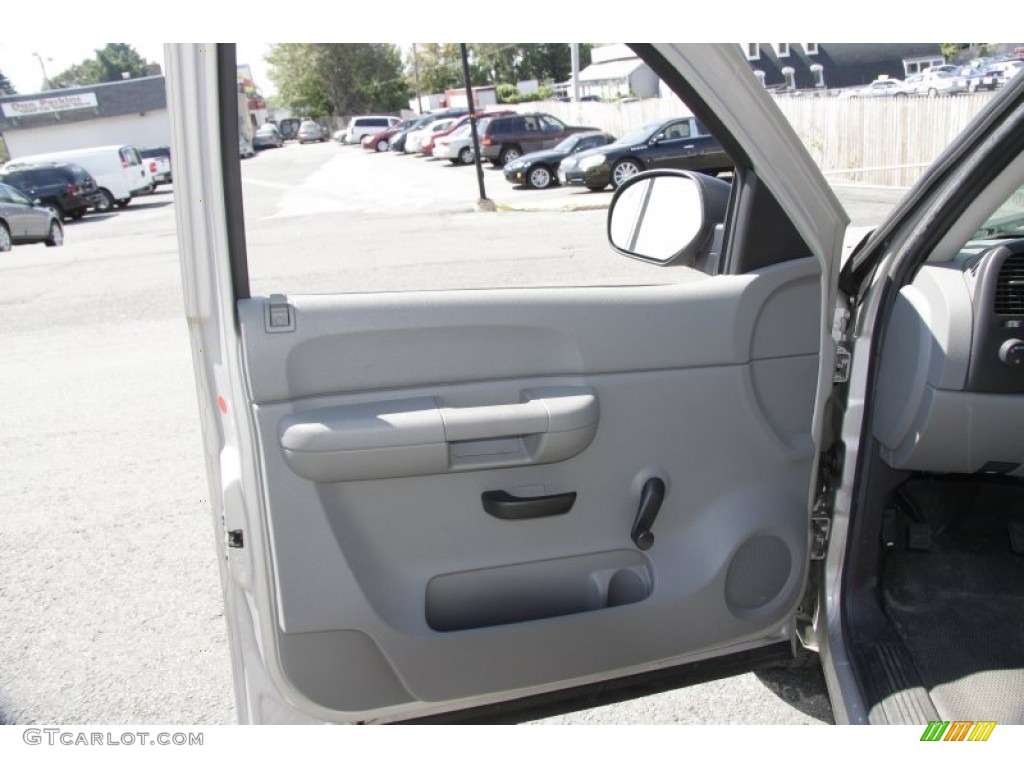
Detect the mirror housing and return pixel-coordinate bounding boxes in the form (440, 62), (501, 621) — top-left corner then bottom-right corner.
(607, 170), (731, 267)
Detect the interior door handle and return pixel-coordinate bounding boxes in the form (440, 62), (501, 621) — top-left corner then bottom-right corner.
(630, 477), (666, 550)
(482, 490), (577, 520)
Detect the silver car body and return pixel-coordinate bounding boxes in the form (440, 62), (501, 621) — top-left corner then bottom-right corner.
(166, 42), (1024, 726)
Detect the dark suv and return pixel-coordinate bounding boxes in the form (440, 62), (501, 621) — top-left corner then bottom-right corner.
(478, 112), (598, 166)
(0, 162), (102, 220)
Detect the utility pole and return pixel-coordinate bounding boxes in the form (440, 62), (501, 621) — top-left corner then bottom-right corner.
(32, 52), (52, 91)
(411, 44), (423, 114)
(460, 43), (493, 211)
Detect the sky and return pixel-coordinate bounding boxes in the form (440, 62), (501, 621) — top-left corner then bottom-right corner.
(0, 43), (275, 97)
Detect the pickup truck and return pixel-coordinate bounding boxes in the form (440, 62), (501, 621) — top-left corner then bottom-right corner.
(139, 146), (172, 185)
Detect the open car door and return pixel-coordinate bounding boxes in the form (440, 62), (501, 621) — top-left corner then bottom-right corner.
(166, 43), (848, 723)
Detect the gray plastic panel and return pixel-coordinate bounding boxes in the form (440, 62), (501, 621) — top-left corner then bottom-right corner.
(239, 259), (823, 712)
(873, 263), (1024, 474)
(238, 258), (821, 405)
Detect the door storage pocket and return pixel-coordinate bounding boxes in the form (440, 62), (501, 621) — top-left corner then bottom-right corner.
(425, 550), (652, 632)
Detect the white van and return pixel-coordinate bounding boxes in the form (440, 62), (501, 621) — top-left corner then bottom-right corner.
(339, 115), (400, 145)
(3, 145), (153, 210)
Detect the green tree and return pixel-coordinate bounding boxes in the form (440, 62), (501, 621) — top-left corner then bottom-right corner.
(51, 44), (150, 88)
(0, 69), (16, 96)
(406, 44), (473, 96)
(268, 44), (408, 116)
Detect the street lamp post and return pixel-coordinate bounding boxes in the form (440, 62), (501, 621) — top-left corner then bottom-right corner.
(32, 52), (52, 90)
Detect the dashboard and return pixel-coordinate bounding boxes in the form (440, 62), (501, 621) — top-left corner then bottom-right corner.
(872, 236), (1024, 477)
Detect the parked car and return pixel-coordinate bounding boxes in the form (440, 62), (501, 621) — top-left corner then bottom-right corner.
(138, 146), (173, 185)
(987, 58), (1024, 81)
(432, 121), (489, 165)
(253, 125), (284, 150)
(390, 110), (469, 154)
(2, 145), (149, 210)
(297, 120), (326, 144)
(167, 41), (1024, 729)
(0, 162), (104, 220)
(478, 112), (599, 166)
(559, 117), (731, 191)
(503, 131), (616, 189)
(404, 118), (458, 155)
(339, 116), (401, 145)
(361, 118), (418, 152)
(839, 77), (913, 98)
(0, 181), (64, 250)
(276, 118), (301, 142)
(419, 110), (515, 157)
(905, 70), (968, 97)
(959, 67), (1004, 92)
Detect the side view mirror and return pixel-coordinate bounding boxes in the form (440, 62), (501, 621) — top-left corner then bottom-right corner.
(607, 170), (731, 266)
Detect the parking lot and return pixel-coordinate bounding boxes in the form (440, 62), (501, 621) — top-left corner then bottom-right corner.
(0, 138), (904, 725)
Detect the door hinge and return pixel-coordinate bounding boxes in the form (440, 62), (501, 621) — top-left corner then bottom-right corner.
(811, 506), (831, 560)
(832, 304), (851, 383)
(833, 343), (851, 383)
(265, 294), (295, 333)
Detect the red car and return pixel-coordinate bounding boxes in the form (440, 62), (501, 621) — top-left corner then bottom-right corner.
(362, 119), (418, 153)
(419, 110), (515, 156)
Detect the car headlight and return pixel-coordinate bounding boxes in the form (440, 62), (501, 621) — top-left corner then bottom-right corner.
(578, 154), (606, 171)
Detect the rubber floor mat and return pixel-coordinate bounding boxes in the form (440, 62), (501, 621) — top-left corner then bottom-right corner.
(881, 480), (1024, 723)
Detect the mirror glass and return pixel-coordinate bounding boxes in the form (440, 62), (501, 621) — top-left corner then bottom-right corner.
(608, 176), (703, 262)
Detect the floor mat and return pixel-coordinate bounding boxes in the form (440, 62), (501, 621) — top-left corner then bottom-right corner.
(881, 480), (1024, 723)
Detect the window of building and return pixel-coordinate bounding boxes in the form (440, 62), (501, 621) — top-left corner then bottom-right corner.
(745, 44), (760, 61)
(810, 63), (825, 88)
(805, 43), (819, 56)
(776, 43), (791, 58)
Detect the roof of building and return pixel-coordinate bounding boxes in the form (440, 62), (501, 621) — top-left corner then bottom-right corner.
(0, 76), (167, 133)
(578, 58), (646, 83)
(747, 43), (944, 90)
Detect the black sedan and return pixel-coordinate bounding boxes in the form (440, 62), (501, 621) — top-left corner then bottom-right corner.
(0, 182), (64, 251)
(503, 131), (616, 189)
(558, 117), (731, 191)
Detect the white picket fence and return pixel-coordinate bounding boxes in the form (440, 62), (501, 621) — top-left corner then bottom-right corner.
(531, 91), (1001, 188)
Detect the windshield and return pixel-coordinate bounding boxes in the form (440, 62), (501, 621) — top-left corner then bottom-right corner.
(973, 184), (1024, 239)
(613, 123), (660, 146)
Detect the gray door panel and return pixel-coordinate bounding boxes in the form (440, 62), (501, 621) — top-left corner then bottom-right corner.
(236, 257), (822, 714)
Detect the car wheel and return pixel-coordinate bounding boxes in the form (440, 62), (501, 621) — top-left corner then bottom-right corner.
(611, 159), (642, 189)
(45, 219), (64, 247)
(95, 189), (114, 212)
(49, 205), (65, 222)
(527, 165), (553, 189)
(498, 146), (522, 166)
(0, 222), (11, 252)
(969, 81), (979, 93)
(458, 147), (474, 165)
(378, 139), (389, 152)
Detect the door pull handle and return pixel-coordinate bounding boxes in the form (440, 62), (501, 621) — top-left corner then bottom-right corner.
(482, 490), (577, 520)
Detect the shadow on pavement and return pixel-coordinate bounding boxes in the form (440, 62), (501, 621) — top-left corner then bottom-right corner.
(754, 662), (836, 723)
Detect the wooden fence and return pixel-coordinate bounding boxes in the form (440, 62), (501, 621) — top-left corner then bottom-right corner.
(533, 91), (1000, 188)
